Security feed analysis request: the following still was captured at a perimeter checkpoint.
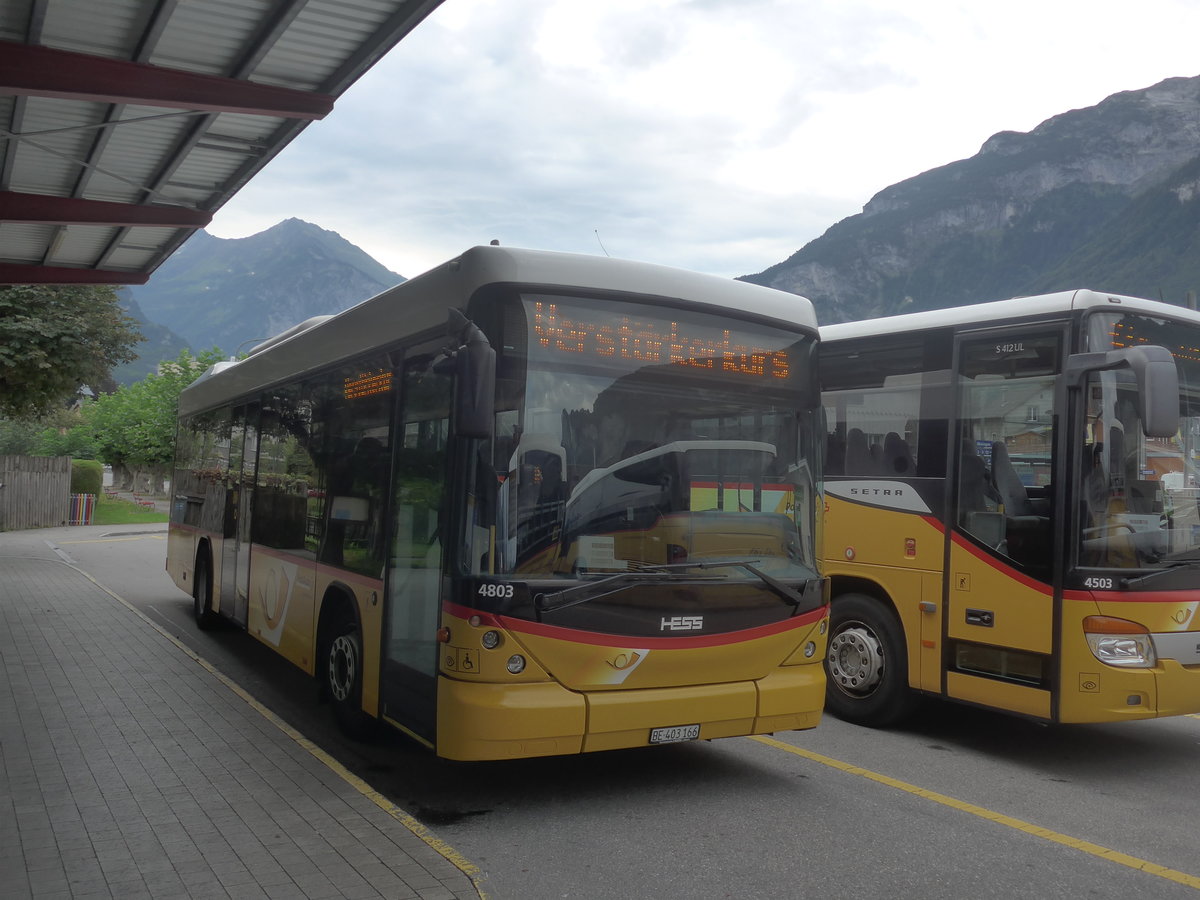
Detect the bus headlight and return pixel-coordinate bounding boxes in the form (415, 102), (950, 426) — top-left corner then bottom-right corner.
(481, 630), (501, 650)
(1083, 616), (1156, 668)
(506, 654), (526, 674)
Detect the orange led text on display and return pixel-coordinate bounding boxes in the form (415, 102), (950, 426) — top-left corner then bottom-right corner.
(531, 302), (789, 379)
(343, 369), (393, 400)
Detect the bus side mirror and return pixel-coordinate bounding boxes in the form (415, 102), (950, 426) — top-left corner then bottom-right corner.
(1127, 345), (1179, 437)
(1066, 344), (1179, 438)
(447, 310), (496, 439)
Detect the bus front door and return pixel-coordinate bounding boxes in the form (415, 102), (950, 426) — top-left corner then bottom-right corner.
(947, 329), (1061, 719)
(381, 355), (451, 745)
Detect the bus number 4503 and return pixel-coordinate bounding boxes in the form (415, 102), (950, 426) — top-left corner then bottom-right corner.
(1083, 577), (1115, 589)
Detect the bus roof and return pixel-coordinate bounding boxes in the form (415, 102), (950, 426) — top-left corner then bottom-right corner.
(178, 245), (818, 417)
(820, 289), (1200, 342)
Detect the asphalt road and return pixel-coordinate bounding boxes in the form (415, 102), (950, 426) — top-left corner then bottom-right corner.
(15, 523), (1200, 900)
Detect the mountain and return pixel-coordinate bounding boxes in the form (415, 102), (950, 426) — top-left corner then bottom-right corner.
(112, 291), (192, 384)
(742, 75), (1200, 323)
(128, 218), (405, 356)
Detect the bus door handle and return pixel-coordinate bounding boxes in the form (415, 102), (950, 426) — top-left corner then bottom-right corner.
(965, 608), (994, 627)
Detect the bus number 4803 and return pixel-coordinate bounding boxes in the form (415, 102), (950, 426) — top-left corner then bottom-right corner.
(478, 583), (515, 599)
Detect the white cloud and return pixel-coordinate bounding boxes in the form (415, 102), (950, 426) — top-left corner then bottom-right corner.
(207, 0), (1200, 280)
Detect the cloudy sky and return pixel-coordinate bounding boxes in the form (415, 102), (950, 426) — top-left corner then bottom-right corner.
(207, 0), (1200, 281)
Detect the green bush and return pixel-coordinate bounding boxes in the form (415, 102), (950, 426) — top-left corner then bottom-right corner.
(71, 458), (103, 495)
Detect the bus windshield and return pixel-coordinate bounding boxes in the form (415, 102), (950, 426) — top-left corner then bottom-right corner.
(473, 293), (821, 584)
(1079, 311), (1200, 571)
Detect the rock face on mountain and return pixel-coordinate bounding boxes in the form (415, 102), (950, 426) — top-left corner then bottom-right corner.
(129, 218), (404, 355)
(742, 75), (1200, 323)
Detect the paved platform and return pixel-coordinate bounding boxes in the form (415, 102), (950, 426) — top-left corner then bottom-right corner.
(0, 529), (484, 900)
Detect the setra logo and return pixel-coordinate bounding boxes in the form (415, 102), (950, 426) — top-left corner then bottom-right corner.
(661, 615), (703, 632)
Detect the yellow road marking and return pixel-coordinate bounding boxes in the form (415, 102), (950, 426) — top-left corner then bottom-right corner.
(753, 734), (1200, 891)
(69, 563), (490, 900)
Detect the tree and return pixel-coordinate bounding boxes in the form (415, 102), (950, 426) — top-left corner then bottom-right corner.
(0, 416), (39, 455)
(88, 348), (224, 491)
(31, 406), (98, 459)
(0, 284), (143, 419)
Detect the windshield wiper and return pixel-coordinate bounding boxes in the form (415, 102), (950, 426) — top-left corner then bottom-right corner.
(534, 569), (721, 614)
(1120, 559), (1200, 589)
(534, 558), (819, 615)
(686, 558), (819, 613)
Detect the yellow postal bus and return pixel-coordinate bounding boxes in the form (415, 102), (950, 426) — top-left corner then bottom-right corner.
(819, 289), (1200, 725)
(167, 245), (828, 760)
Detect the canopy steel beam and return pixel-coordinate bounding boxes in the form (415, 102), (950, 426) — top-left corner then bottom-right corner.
(0, 262), (149, 285)
(0, 42), (333, 119)
(0, 191), (212, 227)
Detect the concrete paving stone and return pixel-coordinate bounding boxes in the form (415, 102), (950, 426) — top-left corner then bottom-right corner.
(245, 863), (291, 887)
(95, 854), (138, 878)
(27, 868), (69, 892)
(158, 829), (200, 853)
(338, 880), (390, 900)
(168, 854), (214, 877)
(300, 876), (348, 900)
(139, 870), (187, 894)
(226, 885), (271, 900)
(186, 887), (237, 900)
(19, 827), (59, 850)
(263, 881), (306, 900)
(63, 856), (105, 880)
(177, 866), (229, 891)
(208, 861), (256, 885)
(52, 833), (92, 853)
(20, 846), (63, 869)
(100, 872), (146, 894)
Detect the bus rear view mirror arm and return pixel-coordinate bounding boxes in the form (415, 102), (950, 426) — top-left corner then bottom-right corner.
(1065, 344), (1179, 438)
(445, 308), (496, 439)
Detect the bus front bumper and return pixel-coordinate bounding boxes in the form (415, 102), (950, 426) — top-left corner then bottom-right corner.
(434, 663), (825, 761)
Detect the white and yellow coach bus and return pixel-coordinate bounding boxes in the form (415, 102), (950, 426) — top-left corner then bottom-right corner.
(819, 289), (1200, 726)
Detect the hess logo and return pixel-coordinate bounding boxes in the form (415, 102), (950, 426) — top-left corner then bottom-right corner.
(660, 615), (703, 632)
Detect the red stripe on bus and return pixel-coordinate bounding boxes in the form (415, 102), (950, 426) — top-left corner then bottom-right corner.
(948, 530), (1053, 596)
(443, 600), (827, 649)
(1064, 588), (1200, 603)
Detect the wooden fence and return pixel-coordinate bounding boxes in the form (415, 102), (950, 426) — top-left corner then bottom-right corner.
(0, 454), (71, 531)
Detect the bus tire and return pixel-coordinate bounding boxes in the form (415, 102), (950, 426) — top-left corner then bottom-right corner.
(825, 593), (916, 726)
(326, 619), (377, 740)
(193, 550), (216, 630)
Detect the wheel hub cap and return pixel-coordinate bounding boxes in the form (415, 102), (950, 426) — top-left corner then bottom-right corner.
(329, 634), (356, 702)
(827, 625), (884, 694)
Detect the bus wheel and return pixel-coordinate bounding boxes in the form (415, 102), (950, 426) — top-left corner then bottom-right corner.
(327, 622), (377, 740)
(825, 594), (915, 726)
(193, 552), (216, 630)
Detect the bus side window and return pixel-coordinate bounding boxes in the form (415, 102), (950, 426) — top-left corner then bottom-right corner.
(990, 442), (1032, 516)
(882, 431), (915, 476)
(958, 439), (1004, 547)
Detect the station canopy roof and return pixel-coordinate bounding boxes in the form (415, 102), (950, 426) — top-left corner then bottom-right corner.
(0, 0), (442, 285)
